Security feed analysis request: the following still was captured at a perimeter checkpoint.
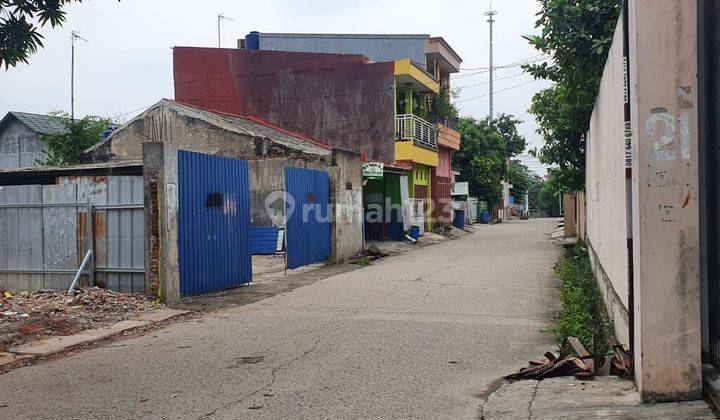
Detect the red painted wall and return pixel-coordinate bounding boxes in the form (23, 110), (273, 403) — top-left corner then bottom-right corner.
(437, 148), (451, 178)
(173, 47), (396, 162)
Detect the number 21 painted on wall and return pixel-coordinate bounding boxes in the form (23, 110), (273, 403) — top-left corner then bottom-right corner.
(646, 109), (690, 161)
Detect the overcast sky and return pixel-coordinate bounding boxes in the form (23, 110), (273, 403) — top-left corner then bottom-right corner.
(1, 0), (552, 175)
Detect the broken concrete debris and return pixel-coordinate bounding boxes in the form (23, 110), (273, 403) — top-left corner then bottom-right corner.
(504, 337), (632, 381)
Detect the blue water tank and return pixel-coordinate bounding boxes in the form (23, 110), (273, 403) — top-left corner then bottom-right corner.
(245, 31), (260, 50)
(480, 209), (490, 224)
(409, 226), (420, 241)
(102, 125), (118, 139)
(453, 210), (465, 229)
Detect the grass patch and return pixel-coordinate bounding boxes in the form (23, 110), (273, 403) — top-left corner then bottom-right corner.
(549, 242), (612, 354)
(351, 256), (372, 266)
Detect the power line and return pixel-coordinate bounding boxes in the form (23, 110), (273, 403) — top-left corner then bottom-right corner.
(450, 56), (549, 80)
(458, 53), (547, 71)
(111, 104), (154, 119)
(456, 79), (539, 103)
(455, 71), (528, 90)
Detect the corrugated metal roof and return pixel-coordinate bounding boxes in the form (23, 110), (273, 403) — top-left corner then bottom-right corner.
(0, 112), (68, 135)
(100, 99), (332, 157)
(0, 160), (142, 174)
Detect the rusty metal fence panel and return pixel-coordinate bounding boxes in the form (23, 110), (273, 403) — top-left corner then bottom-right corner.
(0, 176), (145, 293)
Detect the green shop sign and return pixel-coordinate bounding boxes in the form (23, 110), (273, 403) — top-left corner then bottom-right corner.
(362, 162), (384, 179)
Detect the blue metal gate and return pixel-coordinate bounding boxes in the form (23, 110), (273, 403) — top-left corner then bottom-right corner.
(284, 167), (330, 269)
(178, 151), (252, 296)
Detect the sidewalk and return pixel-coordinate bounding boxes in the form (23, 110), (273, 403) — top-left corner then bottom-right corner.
(483, 364), (715, 418)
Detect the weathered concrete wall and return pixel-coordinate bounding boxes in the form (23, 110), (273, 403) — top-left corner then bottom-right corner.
(576, 191), (586, 241)
(585, 14), (631, 347)
(586, 1), (701, 401)
(629, 0), (700, 402)
(247, 151), (362, 262)
(142, 142), (180, 304)
(247, 158), (328, 227)
(562, 193), (576, 238)
(0, 119), (45, 168)
(330, 149), (363, 262)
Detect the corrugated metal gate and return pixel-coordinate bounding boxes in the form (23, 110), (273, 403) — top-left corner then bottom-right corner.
(284, 167), (329, 269)
(178, 151), (252, 296)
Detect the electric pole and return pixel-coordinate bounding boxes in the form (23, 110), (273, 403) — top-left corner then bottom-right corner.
(70, 31), (88, 120)
(217, 14), (235, 48)
(485, 8), (497, 121)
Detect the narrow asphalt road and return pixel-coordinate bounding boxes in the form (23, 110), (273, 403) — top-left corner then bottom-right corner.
(0, 218), (561, 419)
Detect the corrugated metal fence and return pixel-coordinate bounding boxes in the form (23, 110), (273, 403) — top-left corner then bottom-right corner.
(0, 176), (145, 292)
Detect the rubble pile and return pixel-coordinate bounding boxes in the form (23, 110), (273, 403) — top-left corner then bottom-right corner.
(0, 288), (160, 349)
(504, 337), (633, 381)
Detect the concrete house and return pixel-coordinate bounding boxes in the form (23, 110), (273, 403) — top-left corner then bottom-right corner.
(0, 111), (65, 168)
(0, 99), (363, 302)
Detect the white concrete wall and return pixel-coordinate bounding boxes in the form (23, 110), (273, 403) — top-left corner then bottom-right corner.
(586, 1), (701, 401)
(585, 15), (631, 345)
(629, 0), (700, 402)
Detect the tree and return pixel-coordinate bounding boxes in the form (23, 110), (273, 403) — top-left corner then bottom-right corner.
(492, 114), (526, 157)
(507, 160), (534, 200)
(524, 0), (621, 191)
(39, 111), (110, 165)
(0, 0), (82, 69)
(454, 114), (526, 203)
(538, 167), (566, 216)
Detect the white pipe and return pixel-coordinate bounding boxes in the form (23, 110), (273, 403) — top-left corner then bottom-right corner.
(68, 249), (93, 294)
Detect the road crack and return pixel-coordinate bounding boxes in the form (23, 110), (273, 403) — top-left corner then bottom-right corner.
(201, 338), (321, 418)
(527, 380), (540, 419)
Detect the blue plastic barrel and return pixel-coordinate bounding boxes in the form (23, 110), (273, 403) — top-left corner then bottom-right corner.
(453, 210), (465, 229)
(480, 209), (490, 224)
(245, 31), (260, 49)
(409, 225), (420, 241)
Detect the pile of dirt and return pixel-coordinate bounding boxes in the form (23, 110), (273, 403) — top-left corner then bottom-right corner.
(0, 288), (161, 349)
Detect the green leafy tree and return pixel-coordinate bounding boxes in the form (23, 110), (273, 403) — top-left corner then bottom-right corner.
(538, 167), (567, 215)
(39, 111), (110, 165)
(528, 173), (544, 209)
(524, 0), (621, 191)
(0, 0), (84, 69)
(507, 160), (534, 201)
(454, 114), (526, 203)
(492, 114), (526, 157)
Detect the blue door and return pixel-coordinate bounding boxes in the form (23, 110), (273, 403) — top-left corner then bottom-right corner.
(284, 167), (330, 269)
(178, 151), (252, 296)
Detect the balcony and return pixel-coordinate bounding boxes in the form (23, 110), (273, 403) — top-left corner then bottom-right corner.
(395, 114), (438, 150)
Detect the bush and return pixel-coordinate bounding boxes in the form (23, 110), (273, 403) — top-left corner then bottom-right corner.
(549, 242), (612, 354)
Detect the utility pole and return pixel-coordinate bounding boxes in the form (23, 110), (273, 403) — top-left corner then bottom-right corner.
(70, 31), (88, 120)
(485, 7), (497, 121)
(217, 13), (235, 48)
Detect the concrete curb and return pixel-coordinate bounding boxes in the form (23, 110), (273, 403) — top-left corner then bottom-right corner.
(4, 308), (190, 360)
